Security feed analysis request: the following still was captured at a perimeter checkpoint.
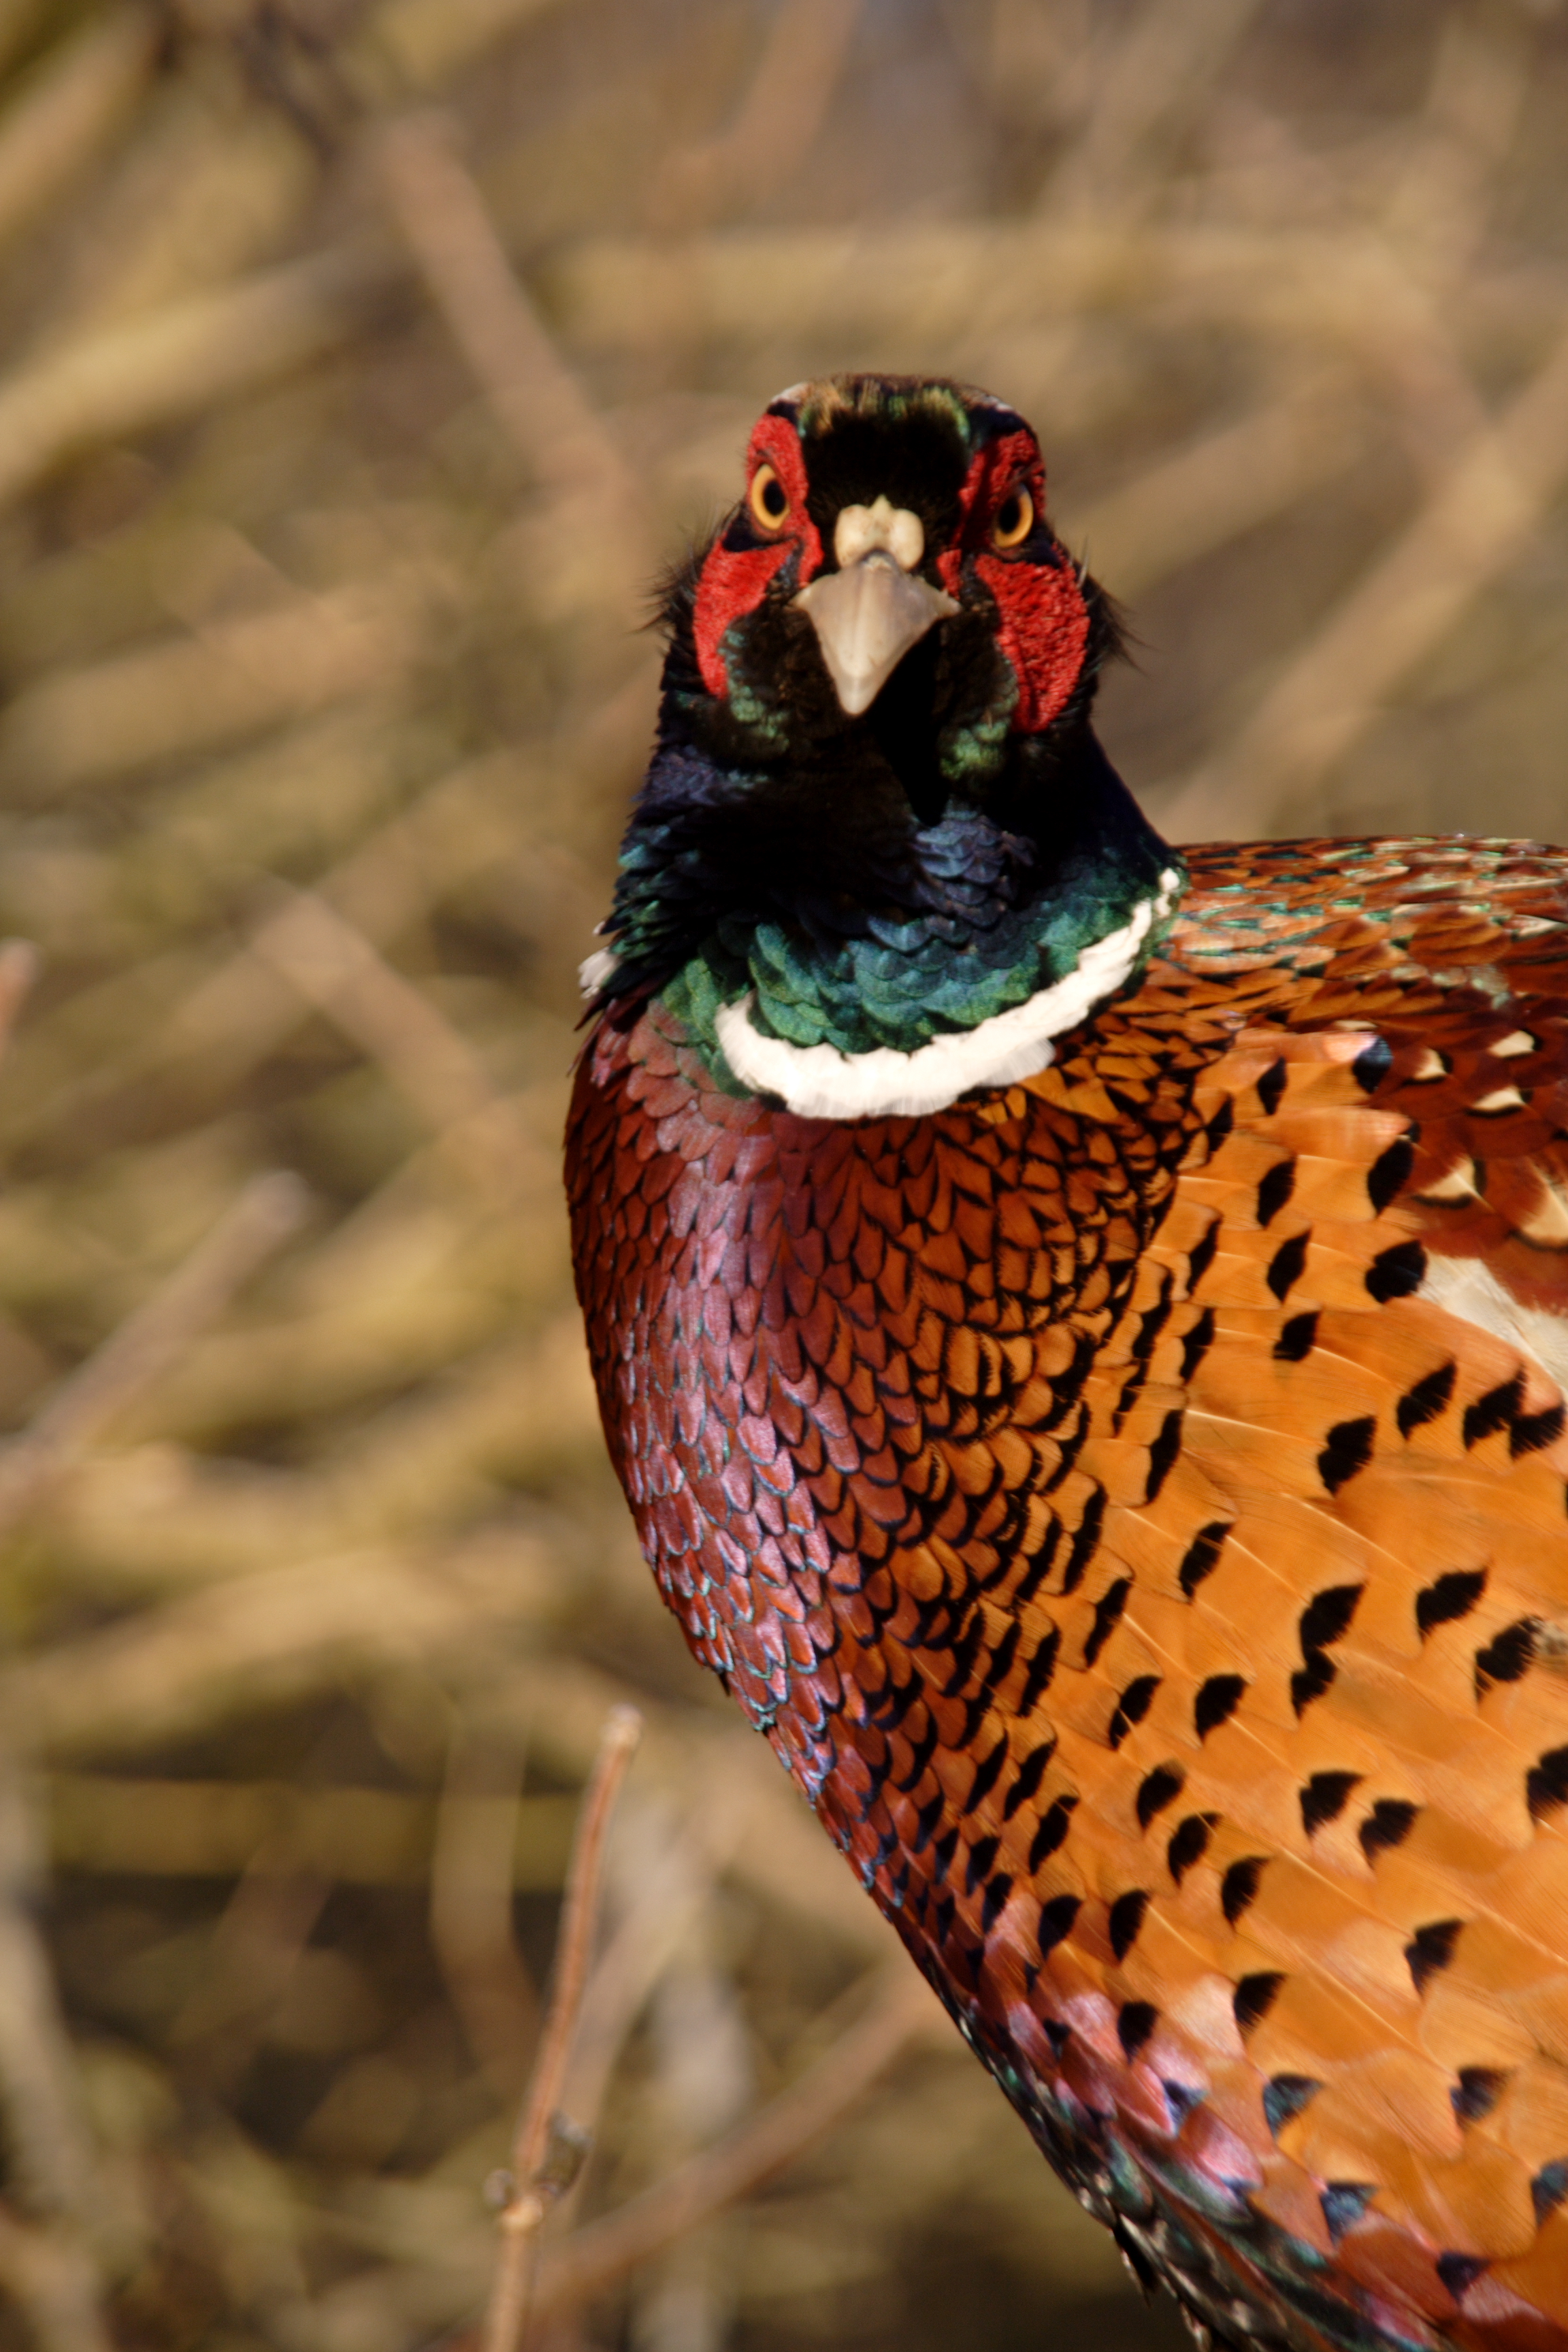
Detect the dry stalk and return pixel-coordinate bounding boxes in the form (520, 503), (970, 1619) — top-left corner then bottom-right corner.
(1, 581), (421, 791)
(483, 1703), (642, 2352)
(5, 1535), (559, 1763)
(248, 885), (545, 1206)
(648, 0), (861, 230)
(1164, 312), (1568, 836)
(378, 110), (649, 578)
(0, 7), (158, 260)
(1069, 376), (1362, 602)
(0, 243), (387, 514)
(0, 2194), (113, 2352)
(1043, 0), (1267, 216)
(430, 1714), (542, 2091)
(532, 1967), (934, 2323)
(0, 1171), (308, 1539)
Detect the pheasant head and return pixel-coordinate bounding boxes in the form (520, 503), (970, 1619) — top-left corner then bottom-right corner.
(589, 374), (1182, 1119)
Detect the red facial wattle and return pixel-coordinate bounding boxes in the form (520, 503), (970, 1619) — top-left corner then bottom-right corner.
(693, 413), (823, 701)
(937, 426), (1091, 734)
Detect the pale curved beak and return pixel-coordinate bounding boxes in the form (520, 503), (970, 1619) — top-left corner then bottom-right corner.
(793, 497), (958, 717)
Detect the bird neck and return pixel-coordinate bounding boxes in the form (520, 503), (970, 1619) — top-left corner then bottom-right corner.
(595, 725), (1183, 1120)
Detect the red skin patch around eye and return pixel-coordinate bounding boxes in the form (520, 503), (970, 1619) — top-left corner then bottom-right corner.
(693, 412), (824, 700)
(937, 425), (1090, 734)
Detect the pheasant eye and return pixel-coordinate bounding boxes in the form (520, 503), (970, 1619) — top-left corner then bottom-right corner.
(749, 464), (789, 529)
(990, 486), (1034, 550)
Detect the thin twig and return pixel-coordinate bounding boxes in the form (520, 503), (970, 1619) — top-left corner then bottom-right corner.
(483, 1703), (642, 2352)
(533, 1968), (933, 2321)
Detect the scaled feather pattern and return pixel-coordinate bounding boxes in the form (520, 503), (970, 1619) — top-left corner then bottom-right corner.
(565, 373), (1568, 2352)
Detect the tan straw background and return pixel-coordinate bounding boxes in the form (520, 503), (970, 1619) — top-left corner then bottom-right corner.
(0, 1), (1558, 2346)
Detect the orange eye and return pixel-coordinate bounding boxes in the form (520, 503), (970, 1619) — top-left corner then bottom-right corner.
(749, 463), (789, 529)
(990, 485), (1034, 550)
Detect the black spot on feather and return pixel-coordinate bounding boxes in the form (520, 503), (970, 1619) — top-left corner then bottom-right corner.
(1318, 1416), (1375, 1494)
(1527, 1745), (1568, 1820)
(1292, 1583), (1362, 1714)
(1416, 1567), (1486, 1639)
(1233, 1972), (1284, 2035)
(1137, 1765), (1184, 1830)
(1465, 1371), (1524, 1450)
(1531, 2160), (1568, 2225)
(1262, 2076), (1320, 2138)
(1273, 1311), (1318, 1361)
(894, 1710), (940, 1793)
(1108, 1674), (1159, 1750)
(1028, 1794), (1077, 1871)
(1204, 1100), (1234, 1152)
(1221, 1857), (1267, 1927)
(1398, 1360), (1455, 1437)
(1360, 1799), (1418, 1862)
(1322, 2184), (1375, 2244)
(1256, 1058), (1287, 1117)
(1351, 1036), (1392, 1092)
(964, 1835), (999, 1893)
(1083, 1576), (1130, 1669)
(964, 1737), (1009, 1816)
(1186, 1218), (1220, 1292)
(1166, 1812), (1216, 1884)
(1300, 1584), (1363, 1651)
(1265, 1228), (1310, 1302)
(1117, 2001), (1157, 2058)
(1256, 1160), (1296, 1228)
(1178, 1522), (1230, 1600)
(1436, 2255), (1488, 2302)
(1038, 1893), (1079, 1958)
(1290, 1652), (1337, 1714)
(1301, 1771), (1362, 1835)
(1367, 1133), (1416, 1212)
(1194, 1675), (1245, 1740)
(940, 1603), (988, 1695)
(1406, 1918), (1463, 1992)
(1475, 1616), (1537, 1695)
(911, 1791), (944, 1855)
(1514, 1401), (1567, 1458)
(1002, 1740), (1054, 1822)
(980, 1873), (1013, 1933)
(1061, 1487), (1108, 1593)
(1366, 1239), (1426, 1301)
(1017, 1627), (1060, 1716)
(1451, 2068), (1506, 2124)
(1144, 1411), (1183, 1503)
(1178, 1306), (1215, 1384)
(1108, 1889), (1149, 1962)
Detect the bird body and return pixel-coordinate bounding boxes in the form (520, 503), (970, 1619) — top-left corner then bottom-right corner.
(565, 376), (1568, 2352)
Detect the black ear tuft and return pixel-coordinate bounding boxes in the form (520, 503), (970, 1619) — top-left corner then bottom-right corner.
(650, 529), (718, 640)
(1079, 567), (1129, 680)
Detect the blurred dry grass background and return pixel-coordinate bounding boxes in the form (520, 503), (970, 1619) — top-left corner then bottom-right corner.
(0, 1), (1556, 2346)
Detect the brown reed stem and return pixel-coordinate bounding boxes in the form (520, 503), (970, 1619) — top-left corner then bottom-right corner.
(0, 1170), (309, 1539)
(483, 1702), (642, 2352)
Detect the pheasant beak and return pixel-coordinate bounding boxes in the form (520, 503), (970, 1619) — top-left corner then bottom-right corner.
(794, 496), (958, 717)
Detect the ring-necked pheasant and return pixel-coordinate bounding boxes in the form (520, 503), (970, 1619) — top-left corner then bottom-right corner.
(565, 374), (1568, 2352)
